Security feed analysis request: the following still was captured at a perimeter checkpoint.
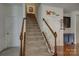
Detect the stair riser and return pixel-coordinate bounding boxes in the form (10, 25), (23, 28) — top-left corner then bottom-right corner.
(26, 37), (44, 41)
(27, 32), (42, 34)
(26, 27), (39, 30)
(26, 15), (51, 56)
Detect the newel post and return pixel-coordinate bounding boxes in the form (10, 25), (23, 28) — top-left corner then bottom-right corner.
(53, 32), (57, 56)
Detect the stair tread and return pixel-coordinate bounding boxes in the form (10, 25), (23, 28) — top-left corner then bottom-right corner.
(25, 16), (51, 56)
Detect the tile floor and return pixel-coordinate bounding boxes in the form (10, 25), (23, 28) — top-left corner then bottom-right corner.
(0, 47), (19, 56)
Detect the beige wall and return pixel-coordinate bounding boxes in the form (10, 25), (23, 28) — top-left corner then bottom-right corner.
(26, 3), (36, 14)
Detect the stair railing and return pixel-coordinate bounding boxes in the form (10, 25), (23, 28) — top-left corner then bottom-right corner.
(43, 18), (57, 56)
(20, 18), (26, 56)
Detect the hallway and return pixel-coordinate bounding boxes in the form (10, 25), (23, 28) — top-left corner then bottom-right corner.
(25, 14), (51, 56)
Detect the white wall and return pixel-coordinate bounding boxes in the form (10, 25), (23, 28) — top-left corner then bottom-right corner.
(23, 4), (26, 18)
(37, 4), (63, 53)
(4, 4), (24, 47)
(74, 11), (79, 44)
(64, 12), (76, 34)
(70, 11), (78, 44)
(76, 15), (79, 44)
(0, 4), (6, 51)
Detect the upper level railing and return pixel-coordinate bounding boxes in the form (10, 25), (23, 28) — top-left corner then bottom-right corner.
(43, 18), (57, 56)
(20, 18), (26, 56)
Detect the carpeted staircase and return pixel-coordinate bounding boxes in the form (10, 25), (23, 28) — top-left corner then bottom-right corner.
(25, 14), (51, 56)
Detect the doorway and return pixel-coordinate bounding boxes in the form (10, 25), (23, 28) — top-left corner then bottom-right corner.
(63, 16), (75, 55)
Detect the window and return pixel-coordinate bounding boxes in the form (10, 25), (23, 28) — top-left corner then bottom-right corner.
(63, 17), (71, 28)
(64, 33), (74, 44)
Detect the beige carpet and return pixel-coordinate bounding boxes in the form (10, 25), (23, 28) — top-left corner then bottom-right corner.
(25, 15), (51, 56)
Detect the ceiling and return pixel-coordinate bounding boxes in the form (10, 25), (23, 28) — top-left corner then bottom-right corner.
(43, 3), (79, 13)
(4, 3), (79, 13)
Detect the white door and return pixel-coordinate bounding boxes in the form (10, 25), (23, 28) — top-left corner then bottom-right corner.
(4, 16), (21, 48)
(4, 4), (24, 48)
(4, 16), (14, 48)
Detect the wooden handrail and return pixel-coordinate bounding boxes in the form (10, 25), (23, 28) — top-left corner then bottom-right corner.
(43, 18), (57, 56)
(20, 18), (26, 56)
(42, 32), (51, 52)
